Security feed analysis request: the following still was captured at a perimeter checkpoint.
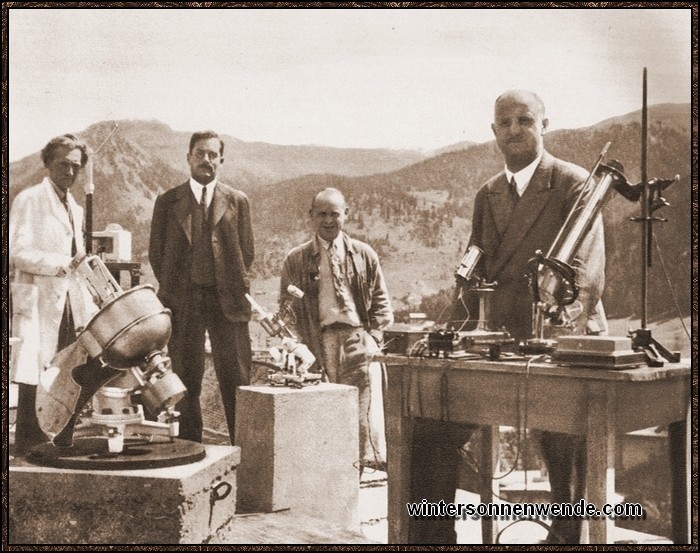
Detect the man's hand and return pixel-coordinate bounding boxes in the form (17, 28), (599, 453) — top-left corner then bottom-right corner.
(343, 330), (382, 375)
(343, 330), (371, 372)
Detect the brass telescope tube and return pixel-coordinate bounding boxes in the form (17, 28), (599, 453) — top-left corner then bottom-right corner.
(536, 161), (630, 308)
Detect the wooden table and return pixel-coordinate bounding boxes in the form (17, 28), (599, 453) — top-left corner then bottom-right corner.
(381, 355), (691, 544)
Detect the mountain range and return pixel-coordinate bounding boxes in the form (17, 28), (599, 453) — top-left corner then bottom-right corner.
(8, 103), (691, 322)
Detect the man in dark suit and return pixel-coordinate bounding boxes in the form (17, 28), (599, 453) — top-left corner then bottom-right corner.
(409, 90), (606, 544)
(149, 130), (254, 445)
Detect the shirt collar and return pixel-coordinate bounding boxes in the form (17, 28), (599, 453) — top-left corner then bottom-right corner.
(316, 233), (345, 254)
(48, 177), (68, 202)
(504, 151), (543, 196)
(189, 178), (217, 206)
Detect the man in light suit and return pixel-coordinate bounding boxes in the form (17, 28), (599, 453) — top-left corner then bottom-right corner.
(149, 130), (254, 445)
(408, 90), (606, 544)
(10, 134), (96, 455)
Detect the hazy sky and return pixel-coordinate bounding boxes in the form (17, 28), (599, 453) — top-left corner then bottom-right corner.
(8, 7), (692, 161)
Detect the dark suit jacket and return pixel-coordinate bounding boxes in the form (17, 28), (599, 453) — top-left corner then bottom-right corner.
(149, 181), (254, 322)
(455, 151), (606, 341)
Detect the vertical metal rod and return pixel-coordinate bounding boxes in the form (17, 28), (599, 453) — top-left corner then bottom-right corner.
(85, 194), (93, 253)
(83, 123), (118, 256)
(641, 67), (649, 328)
(85, 156), (94, 254)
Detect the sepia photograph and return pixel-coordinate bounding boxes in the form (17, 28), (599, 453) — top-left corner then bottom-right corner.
(4, 4), (696, 547)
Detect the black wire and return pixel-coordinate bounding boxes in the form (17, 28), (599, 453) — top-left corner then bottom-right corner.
(455, 289), (472, 332)
(492, 354), (559, 544)
(434, 300), (451, 327)
(459, 355), (546, 504)
(496, 517), (564, 545)
(652, 231), (691, 340)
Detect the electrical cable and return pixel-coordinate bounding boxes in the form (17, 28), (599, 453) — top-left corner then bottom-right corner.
(458, 355), (549, 505)
(434, 300), (451, 328)
(492, 354), (559, 544)
(652, 231), (691, 340)
(455, 289), (472, 333)
(496, 517), (565, 545)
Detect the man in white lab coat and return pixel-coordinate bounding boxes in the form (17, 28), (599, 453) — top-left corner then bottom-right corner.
(10, 134), (96, 454)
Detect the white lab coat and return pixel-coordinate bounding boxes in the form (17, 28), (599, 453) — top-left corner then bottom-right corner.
(9, 177), (97, 385)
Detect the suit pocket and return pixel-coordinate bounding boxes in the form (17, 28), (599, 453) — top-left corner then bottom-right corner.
(10, 282), (41, 384)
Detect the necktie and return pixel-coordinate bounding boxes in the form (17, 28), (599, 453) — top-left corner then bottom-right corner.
(508, 176), (520, 211)
(330, 241), (353, 313)
(61, 195), (77, 256)
(200, 185), (208, 222)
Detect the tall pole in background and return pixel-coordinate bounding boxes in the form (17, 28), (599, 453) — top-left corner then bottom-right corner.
(640, 67), (649, 329)
(629, 68), (680, 366)
(85, 123), (119, 254)
(85, 153), (94, 254)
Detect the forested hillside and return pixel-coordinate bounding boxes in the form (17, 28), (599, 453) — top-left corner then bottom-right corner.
(8, 104), (691, 320)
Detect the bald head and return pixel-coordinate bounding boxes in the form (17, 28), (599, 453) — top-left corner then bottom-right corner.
(311, 187), (346, 211)
(491, 89), (549, 172)
(494, 90), (546, 119)
(310, 188), (348, 242)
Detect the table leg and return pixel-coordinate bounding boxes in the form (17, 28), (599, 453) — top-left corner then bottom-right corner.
(585, 382), (616, 544)
(480, 426), (500, 544)
(668, 403), (690, 544)
(386, 366), (412, 544)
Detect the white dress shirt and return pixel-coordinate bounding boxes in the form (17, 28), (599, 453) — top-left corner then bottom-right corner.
(504, 151), (543, 197)
(317, 234), (361, 328)
(189, 178), (216, 208)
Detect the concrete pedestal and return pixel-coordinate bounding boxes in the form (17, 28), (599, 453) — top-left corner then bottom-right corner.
(235, 383), (359, 528)
(9, 444), (240, 544)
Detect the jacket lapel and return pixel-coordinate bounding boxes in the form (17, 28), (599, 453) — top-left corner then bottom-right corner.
(486, 173), (514, 237)
(209, 185), (227, 230)
(65, 192), (84, 252)
(342, 233), (370, 327)
(42, 178), (72, 232)
(303, 238), (322, 300)
(173, 182), (193, 244)
(489, 153), (556, 278)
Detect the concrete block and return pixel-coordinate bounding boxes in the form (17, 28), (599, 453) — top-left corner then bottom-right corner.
(235, 383), (359, 528)
(9, 445), (240, 544)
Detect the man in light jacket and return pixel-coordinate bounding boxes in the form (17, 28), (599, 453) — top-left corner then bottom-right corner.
(280, 188), (394, 472)
(10, 134), (96, 455)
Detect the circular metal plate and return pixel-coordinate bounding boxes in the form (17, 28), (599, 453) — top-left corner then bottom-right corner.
(28, 438), (206, 470)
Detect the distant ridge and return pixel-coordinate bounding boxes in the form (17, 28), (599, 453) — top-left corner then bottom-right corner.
(8, 103), (691, 320)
